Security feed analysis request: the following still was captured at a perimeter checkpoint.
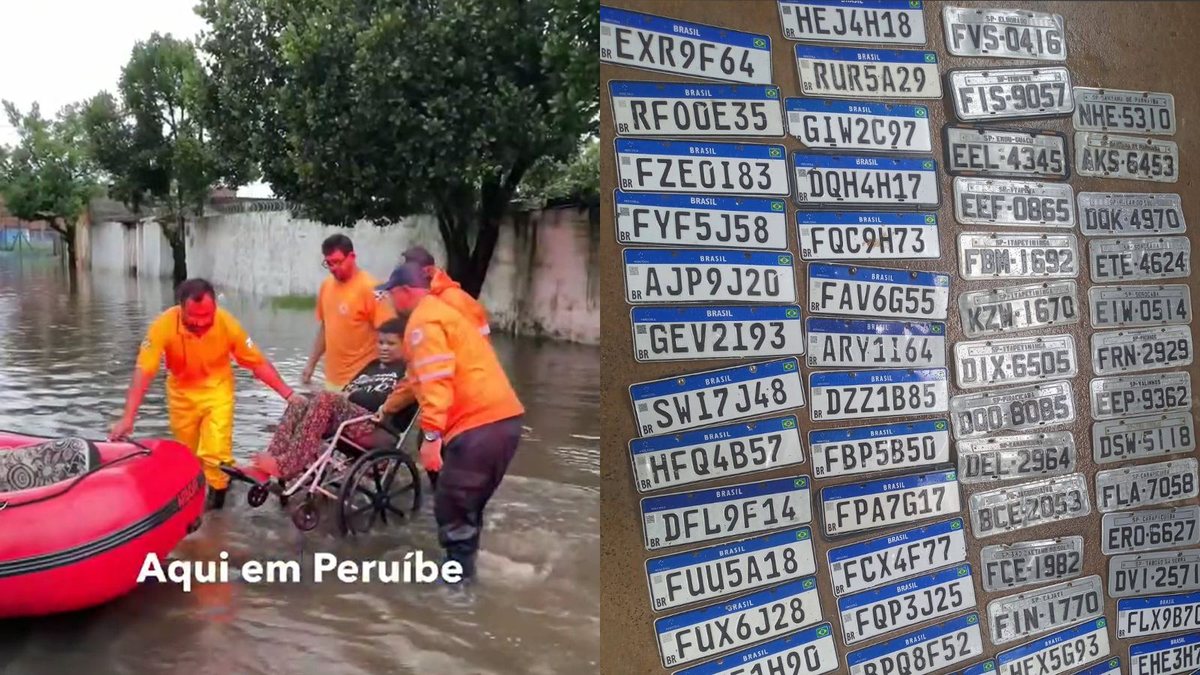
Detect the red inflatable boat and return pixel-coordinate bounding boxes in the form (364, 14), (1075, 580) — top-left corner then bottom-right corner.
(0, 432), (205, 618)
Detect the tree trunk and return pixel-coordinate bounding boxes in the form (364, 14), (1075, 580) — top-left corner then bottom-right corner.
(48, 219), (78, 287)
(167, 215), (188, 286)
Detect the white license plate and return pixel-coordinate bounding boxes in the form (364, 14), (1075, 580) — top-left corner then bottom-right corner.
(809, 368), (949, 422)
(969, 473), (1090, 538)
(1089, 236), (1191, 282)
(614, 191), (791, 250)
(1121, 592), (1200, 639)
(796, 45), (941, 100)
(1130, 634), (1200, 675)
(654, 576), (821, 669)
(629, 415), (805, 494)
(827, 517), (967, 597)
(957, 431), (1076, 484)
(672, 622), (840, 675)
(1110, 549), (1200, 599)
(1076, 132), (1180, 182)
(806, 318), (946, 369)
(988, 575), (1104, 645)
(623, 249), (797, 305)
(600, 7), (772, 84)
(821, 468), (960, 537)
(632, 305), (805, 363)
(958, 232), (1079, 280)
(997, 618), (1110, 675)
(630, 358), (805, 437)
(610, 81), (784, 138)
(641, 475), (813, 551)
(1093, 412), (1196, 465)
(798, 211), (940, 260)
(1090, 285), (1192, 328)
(808, 263), (950, 320)
(810, 419), (950, 479)
(944, 126), (1069, 179)
(1078, 192), (1186, 237)
(792, 153), (940, 208)
(777, 0), (927, 45)
(838, 564), (975, 646)
(787, 99), (932, 152)
(942, 6), (1066, 60)
(1104, 506), (1200, 556)
(1074, 87), (1177, 135)
(1096, 458), (1199, 513)
(646, 527), (815, 612)
(1091, 372), (1193, 420)
(949, 67), (1073, 121)
(951, 380), (1076, 440)
(847, 613), (984, 675)
(1092, 325), (1194, 375)
(954, 335), (1078, 389)
(981, 536), (1084, 593)
(617, 139), (790, 196)
(958, 281), (1079, 339)
(953, 177), (1075, 228)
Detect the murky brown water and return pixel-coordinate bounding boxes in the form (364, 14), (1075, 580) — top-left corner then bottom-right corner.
(0, 256), (600, 675)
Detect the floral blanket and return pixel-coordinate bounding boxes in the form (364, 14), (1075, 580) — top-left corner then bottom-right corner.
(0, 437), (97, 493)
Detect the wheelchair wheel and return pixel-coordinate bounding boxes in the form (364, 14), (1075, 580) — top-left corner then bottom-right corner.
(292, 498), (320, 531)
(247, 484), (270, 508)
(337, 449), (421, 536)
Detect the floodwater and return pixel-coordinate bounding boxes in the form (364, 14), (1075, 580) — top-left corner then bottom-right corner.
(0, 256), (600, 675)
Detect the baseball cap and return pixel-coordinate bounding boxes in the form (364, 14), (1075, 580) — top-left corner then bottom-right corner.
(402, 245), (436, 268)
(375, 263), (428, 292)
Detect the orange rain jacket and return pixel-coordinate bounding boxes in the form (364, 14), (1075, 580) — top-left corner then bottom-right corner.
(428, 267), (490, 336)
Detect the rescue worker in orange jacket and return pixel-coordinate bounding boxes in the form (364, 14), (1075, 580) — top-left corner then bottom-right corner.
(109, 279), (300, 510)
(375, 263), (524, 580)
(402, 246), (490, 337)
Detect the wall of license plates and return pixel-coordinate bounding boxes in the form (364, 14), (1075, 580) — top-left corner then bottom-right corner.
(599, 0), (1200, 673)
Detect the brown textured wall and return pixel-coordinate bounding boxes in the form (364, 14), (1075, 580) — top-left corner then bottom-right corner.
(600, 1), (1200, 672)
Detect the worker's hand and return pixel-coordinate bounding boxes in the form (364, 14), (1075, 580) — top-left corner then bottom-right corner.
(108, 416), (135, 441)
(286, 391), (307, 406)
(300, 363), (315, 385)
(419, 438), (444, 473)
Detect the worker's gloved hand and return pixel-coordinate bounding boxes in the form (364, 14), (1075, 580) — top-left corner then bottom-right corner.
(419, 438), (444, 473)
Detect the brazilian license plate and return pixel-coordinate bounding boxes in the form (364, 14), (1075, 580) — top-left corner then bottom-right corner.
(1093, 412), (1196, 465)
(792, 154), (939, 208)
(949, 67), (1073, 121)
(968, 473), (1090, 538)
(809, 368), (949, 422)
(942, 6), (1066, 60)
(820, 468), (960, 537)
(827, 517), (967, 597)
(810, 419), (950, 479)
(996, 618), (1110, 675)
(1077, 192), (1186, 236)
(1105, 506), (1200, 557)
(954, 335), (1078, 390)
(631, 305), (805, 363)
(654, 576), (822, 669)
(617, 139), (790, 196)
(786, 99), (933, 152)
(1075, 132), (1180, 182)
(951, 381), (1076, 440)
(672, 622), (839, 675)
(600, 7), (772, 84)
(777, 0), (927, 45)
(953, 177), (1075, 228)
(614, 192), (790, 250)
(797, 212), (940, 261)
(988, 575), (1104, 645)
(1073, 87), (1177, 135)
(609, 82), (784, 138)
(795, 45), (941, 100)
(980, 536), (1084, 593)
(1091, 372), (1193, 420)
(1120, 592), (1200, 639)
(645, 527), (815, 612)
(806, 318), (946, 369)
(846, 613), (984, 675)
(1089, 236), (1191, 282)
(957, 233), (1078, 279)
(1090, 285), (1192, 328)
(838, 564), (975, 646)
(957, 431), (1076, 484)
(630, 358), (805, 437)
(807, 263), (950, 320)
(629, 415), (804, 494)
(641, 475), (812, 551)
(623, 249), (797, 304)
(958, 281), (1080, 339)
(944, 126), (1069, 179)
(1131, 635), (1200, 675)
(1092, 325), (1194, 375)
(1096, 458), (1199, 513)
(1110, 549), (1200, 599)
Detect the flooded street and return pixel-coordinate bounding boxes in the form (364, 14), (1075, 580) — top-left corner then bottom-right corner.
(0, 256), (600, 675)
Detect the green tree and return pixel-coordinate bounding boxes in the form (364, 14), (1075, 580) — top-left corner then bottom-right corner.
(198, 0), (599, 295)
(517, 136), (599, 209)
(0, 101), (99, 277)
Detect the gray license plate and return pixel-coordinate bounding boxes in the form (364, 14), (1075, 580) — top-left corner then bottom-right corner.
(954, 334), (1077, 389)
(1091, 325), (1194, 375)
(1078, 192), (1186, 237)
(957, 431), (1076, 484)
(942, 7), (1066, 61)
(957, 233), (1078, 280)
(949, 67), (1073, 121)
(951, 380), (1075, 440)
(944, 126), (1068, 179)
(1075, 132), (1180, 183)
(980, 536), (1084, 593)
(1089, 285), (1192, 328)
(1093, 412), (1196, 465)
(958, 281), (1080, 339)
(1089, 236), (1191, 283)
(968, 473), (1090, 539)
(987, 575), (1104, 645)
(1090, 372), (1193, 420)
(1109, 549), (1200, 598)
(1073, 87), (1176, 135)
(1096, 458), (1199, 513)
(1103, 506), (1200, 556)
(953, 177), (1075, 229)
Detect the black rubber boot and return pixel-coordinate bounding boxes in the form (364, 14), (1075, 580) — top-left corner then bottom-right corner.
(205, 486), (227, 511)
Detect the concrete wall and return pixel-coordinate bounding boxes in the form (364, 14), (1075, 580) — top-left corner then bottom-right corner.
(89, 219), (173, 278)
